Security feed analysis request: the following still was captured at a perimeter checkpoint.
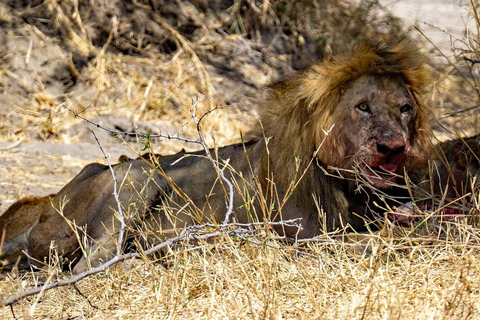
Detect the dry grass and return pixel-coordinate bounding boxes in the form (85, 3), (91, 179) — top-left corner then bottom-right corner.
(2, 0), (480, 319)
(2, 224), (480, 319)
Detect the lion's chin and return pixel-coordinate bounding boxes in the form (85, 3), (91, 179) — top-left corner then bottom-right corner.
(359, 164), (402, 188)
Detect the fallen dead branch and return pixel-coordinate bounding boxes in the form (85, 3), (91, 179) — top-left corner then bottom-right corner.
(0, 218), (304, 307)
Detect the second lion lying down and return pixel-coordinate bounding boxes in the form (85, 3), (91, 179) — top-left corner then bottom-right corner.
(1, 39), (433, 273)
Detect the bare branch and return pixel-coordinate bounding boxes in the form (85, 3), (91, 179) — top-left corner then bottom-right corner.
(90, 130), (126, 256)
(61, 103), (202, 145)
(190, 96), (235, 225)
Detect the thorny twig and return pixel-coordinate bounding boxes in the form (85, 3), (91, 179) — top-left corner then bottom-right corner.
(191, 96), (235, 225)
(90, 130), (126, 256)
(61, 103), (202, 144)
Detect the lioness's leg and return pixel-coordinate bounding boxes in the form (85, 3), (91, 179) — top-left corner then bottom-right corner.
(69, 160), (170, 274)
(72, 233), (118, 274)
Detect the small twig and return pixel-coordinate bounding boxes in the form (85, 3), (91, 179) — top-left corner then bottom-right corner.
(203, 218), (302, 229)
(61, 103), (201, 144)
(435, 105), (480, 120)
(190, 96), (235, 225)
(0, 138), (24, 151)
(9, 304), (16, 319)
(414, 25), (473, 87)
(90, 130), (126, 256)
(464, 57), (480, 65)
(73, 283), (96, 309)
(293, 237), (340, 244)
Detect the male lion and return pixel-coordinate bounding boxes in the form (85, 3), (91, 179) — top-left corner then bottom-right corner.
(0, 39), (432, 273)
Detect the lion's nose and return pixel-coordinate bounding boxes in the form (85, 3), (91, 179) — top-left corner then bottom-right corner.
(377, 143), (406, 157)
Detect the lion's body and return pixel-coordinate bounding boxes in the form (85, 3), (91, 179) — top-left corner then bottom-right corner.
(0, 39), (433, 273)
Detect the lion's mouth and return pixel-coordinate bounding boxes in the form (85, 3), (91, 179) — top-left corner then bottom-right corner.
(359, 163), (402, 188)
(377, 163), (399, 173)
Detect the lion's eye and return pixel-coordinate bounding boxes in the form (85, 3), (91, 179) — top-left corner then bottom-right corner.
(356, 102), (370, 113)
(400, 104), (412, 113)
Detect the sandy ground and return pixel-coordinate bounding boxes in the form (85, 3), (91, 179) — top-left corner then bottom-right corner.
(380, 0), (475, 56)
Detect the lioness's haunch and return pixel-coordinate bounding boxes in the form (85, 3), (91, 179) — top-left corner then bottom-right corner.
(0, 39), (433, 273)
(428, 134), (480, 199)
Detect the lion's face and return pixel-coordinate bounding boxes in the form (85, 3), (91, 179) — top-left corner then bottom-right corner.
(329, 74), (419, 187)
